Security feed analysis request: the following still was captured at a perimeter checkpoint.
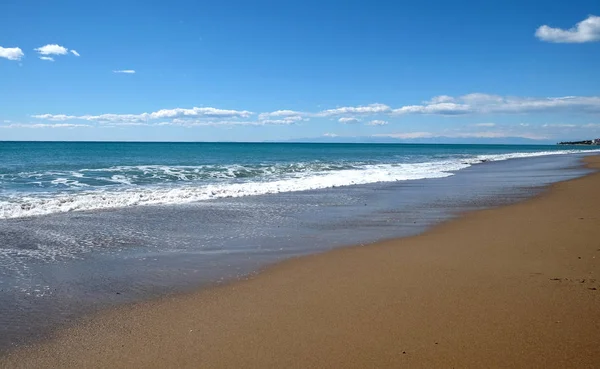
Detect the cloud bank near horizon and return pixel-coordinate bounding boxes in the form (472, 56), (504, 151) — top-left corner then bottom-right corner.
(29, 93), (600, 127)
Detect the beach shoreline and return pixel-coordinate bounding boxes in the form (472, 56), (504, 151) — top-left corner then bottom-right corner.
(2, 155), (600, 368)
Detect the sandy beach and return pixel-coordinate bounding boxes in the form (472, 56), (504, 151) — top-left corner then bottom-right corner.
(2, 156), (599, 368)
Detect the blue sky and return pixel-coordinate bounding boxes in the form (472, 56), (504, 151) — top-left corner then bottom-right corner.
(1, 0), (599, 142)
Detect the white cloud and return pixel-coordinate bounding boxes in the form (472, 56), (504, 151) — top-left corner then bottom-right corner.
(100, 122), (154, 127)
(150, 107), (252, 119)
(392, 94), (600, 115)
(156, 120), (289, 127)
(258, 110), (305, 124)
(536, 15), (600, 43)
(32, 114), (80, 121)
(318, 103), (391, 117)
(113, 70), (136, 74)
(0, 46), (24, 61)
(367, 119), (388, 126)
(34, 44), (79, 61)
(28, 94), (600, 131)
(323, 133), (339, 137)
(393, 102), (471, 115)
(33, 107), (253, 123)
(298, 94), (600, 119)
(35, 44), (69, 55)
(259, 117), (303, 125)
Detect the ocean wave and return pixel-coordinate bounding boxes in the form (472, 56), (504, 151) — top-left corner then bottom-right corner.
(0, 162), (364, 189)
(0, 149), (598, 219)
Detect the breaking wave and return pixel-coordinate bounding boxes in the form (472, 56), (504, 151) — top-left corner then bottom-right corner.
(0, 149), (597, 219)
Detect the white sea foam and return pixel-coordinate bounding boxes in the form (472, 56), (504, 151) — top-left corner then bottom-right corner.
(474, 149), (600, 162)
(0, 149), (598, 219)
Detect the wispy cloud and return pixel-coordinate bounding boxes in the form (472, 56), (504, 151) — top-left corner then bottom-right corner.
(157, 120), (293, 127)
(259, 117), (303, 125)
(257, 110), (305, 124)
(374, 131), (549, 140)
(538, 123), (600, 129)
(372, 122), (569, 140)
(0, 46), (24, 61)
(393, 102), (470, 115)
(366, 120), (388, 126)
(536, 15), (600, 43)
(392, 94), (600, 115)
(317, 103), (391, 117)
(254, 94), (600, 120)
(31, 108), (300, 127)
(542, 123), (577, 128)
(338, 117), (360, 124)
(1, 123), (91, 129)
(70, 50), (80, 57)
(33, 107), (254, 124)
(427, 95), (454, 104)
(29, 94), (600, 130)
(373, 132), (437, 139)
(39, 56), (55, 62)
(99, 122), (154, 127)
(113, 70), (136, 74)
(151, 107), (253, 119)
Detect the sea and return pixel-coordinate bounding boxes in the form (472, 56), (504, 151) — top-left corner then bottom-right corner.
(0, 141), (599, 351)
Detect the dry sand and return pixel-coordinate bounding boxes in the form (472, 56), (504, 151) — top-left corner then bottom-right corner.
(2, 156), (600, 368)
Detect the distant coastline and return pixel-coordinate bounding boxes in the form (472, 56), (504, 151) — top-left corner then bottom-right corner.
(558, 139), (600, 145)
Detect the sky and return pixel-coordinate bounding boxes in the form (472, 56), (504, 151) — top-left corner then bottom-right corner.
(1, 0), (599, 143)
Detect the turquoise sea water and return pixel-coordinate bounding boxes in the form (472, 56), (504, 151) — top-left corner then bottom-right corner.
(1, 142), (598, 219)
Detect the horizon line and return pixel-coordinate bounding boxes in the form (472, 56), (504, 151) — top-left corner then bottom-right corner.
(0, 140), (560, 146)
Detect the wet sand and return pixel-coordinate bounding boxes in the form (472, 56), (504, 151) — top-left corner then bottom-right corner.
(2, 156), (600, 368)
